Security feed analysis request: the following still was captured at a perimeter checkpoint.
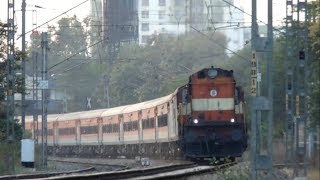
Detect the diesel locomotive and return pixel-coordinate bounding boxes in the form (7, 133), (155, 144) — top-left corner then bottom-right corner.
(25, 66), (247, 159)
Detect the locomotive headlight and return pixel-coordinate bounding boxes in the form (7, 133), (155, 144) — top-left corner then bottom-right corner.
(207, 69), (218, 78)
(230, 118), (235, 123)
(210, 89), (218, 97)
(193, 119), (199, 124)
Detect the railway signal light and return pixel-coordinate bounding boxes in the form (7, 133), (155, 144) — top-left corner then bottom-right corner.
(299, 51), (305, 60)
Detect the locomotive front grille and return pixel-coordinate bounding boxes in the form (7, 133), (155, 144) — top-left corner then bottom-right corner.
(186, 142), (203, 155)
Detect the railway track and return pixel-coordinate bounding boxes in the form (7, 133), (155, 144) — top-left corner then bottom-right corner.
(48, 158), (128, 171)
(0, 166), (95, 180)
(0, 158), (127, 180)
(37, 162), (236, 180)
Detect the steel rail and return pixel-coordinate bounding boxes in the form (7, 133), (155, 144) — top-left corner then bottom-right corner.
(0, 166), (95, 180)
(36, 162), (236, 180)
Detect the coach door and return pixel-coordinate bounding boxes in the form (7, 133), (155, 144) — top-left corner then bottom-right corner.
(138, 111), (142, 143)
(76, 120), (80, 145)
(119, 115), (124, 143)
(98, 117), (103, 145)
(155, 107), (159, 141)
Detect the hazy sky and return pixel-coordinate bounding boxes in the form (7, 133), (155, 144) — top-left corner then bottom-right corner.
(0, 0), (286, 49)
(0, 0), (90, 48)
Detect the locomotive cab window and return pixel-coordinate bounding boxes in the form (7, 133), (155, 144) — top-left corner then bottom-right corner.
(181, 89), (188, 104)
(197, 70), (206, 79)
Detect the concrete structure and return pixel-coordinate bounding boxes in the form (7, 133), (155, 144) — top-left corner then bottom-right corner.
(138, 0), (185, 44)
(21, 139), (35, 168)
(15, 75), (65, 114)
(91, 0), (247, 52)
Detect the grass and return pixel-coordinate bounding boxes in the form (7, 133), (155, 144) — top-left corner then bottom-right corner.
(0, 142), (43, 176)
(0, 143), (20, 175)
(308, 165), (320, 180)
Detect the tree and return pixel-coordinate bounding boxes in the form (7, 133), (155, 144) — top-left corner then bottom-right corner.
(0, 20), (23, 142)
(308, 1), (320, 127)
(94, 31), (230, 107)
(26, 16), (102, 112)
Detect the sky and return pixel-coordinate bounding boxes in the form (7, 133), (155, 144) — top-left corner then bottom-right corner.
(0, 0), (91, 49)
(0, 0), (287, 50)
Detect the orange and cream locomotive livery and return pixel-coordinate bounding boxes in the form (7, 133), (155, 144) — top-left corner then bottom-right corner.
(25, 66), (247, 159)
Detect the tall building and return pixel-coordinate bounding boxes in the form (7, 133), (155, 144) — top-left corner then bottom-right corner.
(90, 0), (103, 24)
(91, 0), (246, 52)
(101, 0), (139, 43)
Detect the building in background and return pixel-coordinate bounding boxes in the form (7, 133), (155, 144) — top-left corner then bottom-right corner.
(15, 75), (65, 114)
(90, 0), (246, 53)
(101, 0), (139, 63)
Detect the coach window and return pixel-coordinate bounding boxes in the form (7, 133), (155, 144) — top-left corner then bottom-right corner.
(132, 121), (138, 130)
(59, 128), (75, 135)
(80, 126), (98, 134)
(103, 124), (112, 133)
(48, 129), (53, 136)
(123, 122), (128, 132)
(150, 117), (155, 128)
(112, 124), (119, 133)
(107, 124), (112, 133)
(158, 114), (168, 127)
(128, 121), (132, 131)
(142, 119), (148, 129)
(235, 87), (240, 105)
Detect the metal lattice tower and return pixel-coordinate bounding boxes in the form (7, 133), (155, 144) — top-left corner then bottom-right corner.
(41, 32), (49, 168)
(285, 0), (295, 166)
(6, 0), (15, 173)
(32, 51), (39, 144)
(6, 0), (15, 143)
(285, 0), (309, 178)
(250, 0), (273, 179)
(296, 0), (308, 178)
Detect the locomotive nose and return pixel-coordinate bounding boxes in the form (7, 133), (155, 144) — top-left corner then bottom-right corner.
(231, 129), (242, 141)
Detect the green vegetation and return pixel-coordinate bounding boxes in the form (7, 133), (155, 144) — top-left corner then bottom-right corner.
(0, 20), (24, 175)
(26, 16), (230, 111)
(3, 2), (320, 139)
(0, 1), (319, 175)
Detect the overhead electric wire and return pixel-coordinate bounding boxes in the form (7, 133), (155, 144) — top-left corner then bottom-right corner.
(48, 36), (106, 70)
(17, 0), (89, 39)
(219, 0), (283, 33)
(45, 1), (253, 74)
(190, 25), (247, 61)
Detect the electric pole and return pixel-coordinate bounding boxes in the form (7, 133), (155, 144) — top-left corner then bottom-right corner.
(6, 0), (16, 174)
(32, 51), (39, 143)
(250, 0), (273, 179)
(21, 0), (26, 136)
(41, 32), (49, 168)
(285, 1), (309, 178)
(285, 0), (296, 167)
